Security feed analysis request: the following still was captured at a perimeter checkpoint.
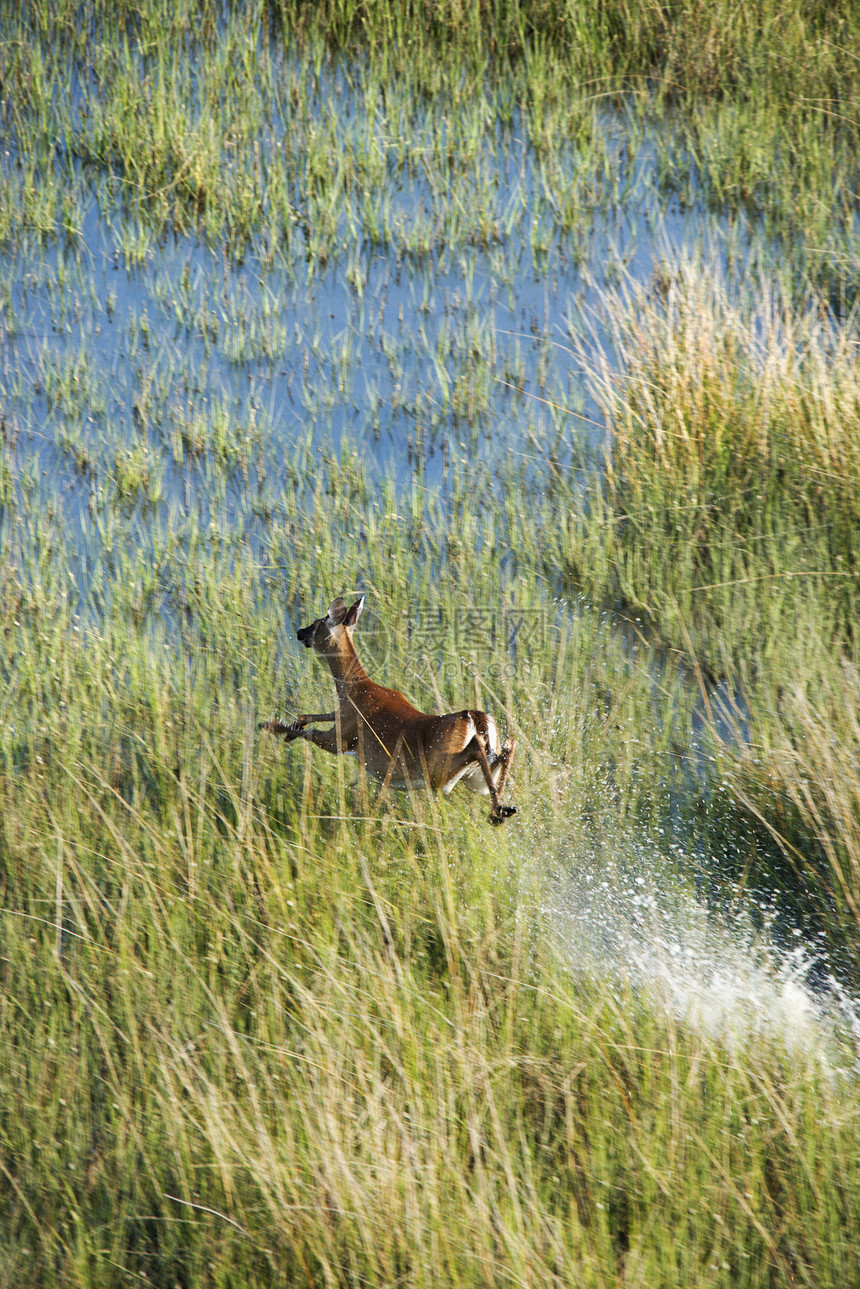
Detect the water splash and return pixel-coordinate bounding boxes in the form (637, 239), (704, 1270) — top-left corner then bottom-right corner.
(542, 835), (860, 1073)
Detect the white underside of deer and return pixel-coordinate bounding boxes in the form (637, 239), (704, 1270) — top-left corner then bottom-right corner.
(261, 595), (517, 824)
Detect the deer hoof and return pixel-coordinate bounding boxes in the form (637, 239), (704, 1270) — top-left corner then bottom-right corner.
(259, 719), (303, 739)
(489, 805), (517, 825)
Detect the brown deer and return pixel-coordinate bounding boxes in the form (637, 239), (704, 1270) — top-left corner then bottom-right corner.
(260, 595), (517, 824)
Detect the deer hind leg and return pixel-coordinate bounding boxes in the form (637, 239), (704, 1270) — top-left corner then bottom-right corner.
(493, 738), (517, 799)
(469, 733), (517, 824)
(446, 713), (516, 824)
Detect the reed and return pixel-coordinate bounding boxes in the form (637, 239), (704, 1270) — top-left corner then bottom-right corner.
(2, 415), (860, 1285)
(556, 257), (860, 944)
(2, 3), (860, 1284)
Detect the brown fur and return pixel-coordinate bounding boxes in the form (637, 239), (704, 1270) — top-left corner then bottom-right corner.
(261, 595), (517, 824)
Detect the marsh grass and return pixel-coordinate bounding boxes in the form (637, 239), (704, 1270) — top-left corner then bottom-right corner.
(3, 0), (860, 291)
(3, 456), (860, 1286)
(4, 261), (857, 1285)
(566, 261), (860, 653)
(2, 2), (860, 1283)
(553, 258), (860, 944)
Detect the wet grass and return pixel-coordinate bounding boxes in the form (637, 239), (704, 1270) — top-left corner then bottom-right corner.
(3, 0), (860, 290)
(2, 2), (860, 1286)
(3, 439), (860, 1287)
(552, 257), (860, 946)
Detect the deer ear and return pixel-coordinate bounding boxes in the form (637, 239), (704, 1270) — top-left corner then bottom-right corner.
(344, 595), (365, 628)
(326, 597), (348, 626)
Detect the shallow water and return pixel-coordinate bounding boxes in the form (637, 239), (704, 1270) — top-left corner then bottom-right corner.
(1, 117), (746, 541)
(3, 85), (855, 1056)
(543, 829), (860, 1072)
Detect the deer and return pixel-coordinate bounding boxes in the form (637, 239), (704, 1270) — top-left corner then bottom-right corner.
(260, 595), (517, 824)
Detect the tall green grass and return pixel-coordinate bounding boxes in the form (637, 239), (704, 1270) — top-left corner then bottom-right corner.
(551, 257), (860, 943)
(2, 2), (860, 1284)
(2, 446), (859, 1286)
(565, 261), (860, 655)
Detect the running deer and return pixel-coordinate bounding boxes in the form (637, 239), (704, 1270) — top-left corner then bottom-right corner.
(260, 595), (517, 824)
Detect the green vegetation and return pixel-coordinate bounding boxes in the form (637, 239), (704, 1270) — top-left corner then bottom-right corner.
(3, 449), (859, 1286)
(3, 0), (860, 289)
(2, 1), (860, 1286)
(553, 259), (860, 943)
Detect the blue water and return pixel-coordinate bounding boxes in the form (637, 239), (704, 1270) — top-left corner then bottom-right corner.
(1, 112), (751, 544)
(4, 89), (855, 1060)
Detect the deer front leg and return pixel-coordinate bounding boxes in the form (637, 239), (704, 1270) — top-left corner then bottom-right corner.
(266, 722), (351, 756)
(377, 730), (406, 808)
(299, 725), (350, 755)
(259, 712), (336, 741)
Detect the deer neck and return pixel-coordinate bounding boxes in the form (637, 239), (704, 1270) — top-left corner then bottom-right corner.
(326, 637), (371, 699)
